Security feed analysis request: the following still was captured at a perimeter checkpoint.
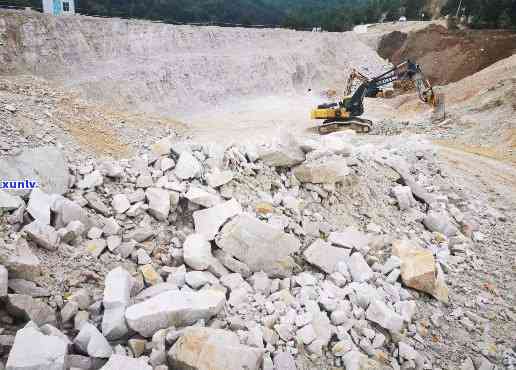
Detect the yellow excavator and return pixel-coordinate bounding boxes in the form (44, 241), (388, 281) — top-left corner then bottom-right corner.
(311, 60), (441, 134)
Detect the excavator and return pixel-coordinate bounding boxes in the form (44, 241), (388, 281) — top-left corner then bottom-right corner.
(311, 60), (441, 134)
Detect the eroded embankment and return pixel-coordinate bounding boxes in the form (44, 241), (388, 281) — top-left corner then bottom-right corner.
(377, 24), (516, 85)
(0, 10), (388, 117)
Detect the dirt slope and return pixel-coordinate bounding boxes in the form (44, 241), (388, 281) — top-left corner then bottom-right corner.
(378, 24), (516, 85)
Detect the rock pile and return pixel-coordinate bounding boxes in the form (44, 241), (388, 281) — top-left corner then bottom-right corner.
(0, 130), (505, 369)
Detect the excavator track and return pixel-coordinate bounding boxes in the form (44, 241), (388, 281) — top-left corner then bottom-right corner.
(317, 118), (373, 135)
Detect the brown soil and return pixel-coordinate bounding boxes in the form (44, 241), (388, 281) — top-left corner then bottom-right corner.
(378, 24), (516, 85)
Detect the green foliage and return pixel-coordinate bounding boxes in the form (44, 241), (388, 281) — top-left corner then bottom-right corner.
(10, 0), (515, 30)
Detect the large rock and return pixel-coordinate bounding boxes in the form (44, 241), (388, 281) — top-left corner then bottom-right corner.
(0, 190), (23, 211)
(77, 170), (104, 190)
(101, 354), (152, 370)
(347, 252), (373, 282)
(215, 215), (300, 277)
(206, 170), (234, 188)
(103, 267), (132, 309)
(145, 188), (171, 221)
(0, 146), (69, 196)
(51, 195), (90, 229)
(185, 186), (222, 208)
(125, 290), (226, 337)
(193, 199), (242, 241)
(168, 327), (263, 370)
(293, 159), (350, 184)
(22, 221), (59, 251)
(2, 239), (41, 281)
(342, 350), (382, 370)
(27, 188), (52, 225)
(112, 194), (130, 214)
(6, 325), (68, 370)
(303, 239), (351, 274)
(392, 239), (449, 303)
(328, 227), (370, 252)
(423, 211), (458, 237)
(0, 265), (7, 297)
(6, 294), (56, 326)
(183, 234), (214, 271)
(273, 352), (297, 370)
(151, 136), (174, 156)
(74, 322), (113, 358)
(102, 267), (132, 339)
(7, 279), (50, 297)
(392, 185), (416, 210)
(175, 152), (202, 180)
(258, 132), (305, 167)
(365, 300), (404, 333)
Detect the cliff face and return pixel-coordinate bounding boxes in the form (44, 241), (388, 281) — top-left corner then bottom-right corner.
(0, 10), (388, 116)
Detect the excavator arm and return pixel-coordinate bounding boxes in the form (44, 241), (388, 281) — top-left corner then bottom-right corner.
(311, 60), (439, 134)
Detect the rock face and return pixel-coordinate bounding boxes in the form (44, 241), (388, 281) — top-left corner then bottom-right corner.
(168, 327), (264, 370)
(303, 239), (351, 274)
(392, 239), (449, 303)
(216, 215), (300, 277)
(0, 146), (69, 196)
(293, 160), (350, 184)
(125, 290), (226, 337)
(193, 199), (242, 241)
(6, 325), (68, 370)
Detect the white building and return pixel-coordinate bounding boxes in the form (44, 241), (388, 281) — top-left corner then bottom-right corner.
(42, 0), (75, 15)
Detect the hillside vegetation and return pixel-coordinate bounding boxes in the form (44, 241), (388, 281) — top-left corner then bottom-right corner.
(7, 0), (516, 30)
